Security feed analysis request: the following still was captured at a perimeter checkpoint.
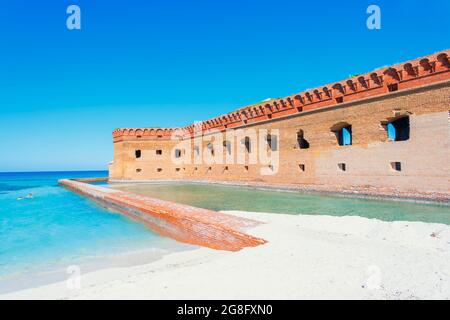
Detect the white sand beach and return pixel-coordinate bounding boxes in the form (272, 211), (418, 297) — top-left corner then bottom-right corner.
(2, 210), (450, 300)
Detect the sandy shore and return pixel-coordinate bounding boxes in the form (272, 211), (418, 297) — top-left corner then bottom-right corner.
(2, 211), (450, 300)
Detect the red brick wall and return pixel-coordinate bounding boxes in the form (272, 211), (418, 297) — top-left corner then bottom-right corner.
(109, 51), (450, 198)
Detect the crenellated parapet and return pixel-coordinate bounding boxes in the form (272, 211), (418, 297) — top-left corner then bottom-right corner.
(113, 127), (182, 142)
(112, 50), (450, 142)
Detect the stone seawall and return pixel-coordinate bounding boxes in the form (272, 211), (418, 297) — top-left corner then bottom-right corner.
(59, 179), (266, 251)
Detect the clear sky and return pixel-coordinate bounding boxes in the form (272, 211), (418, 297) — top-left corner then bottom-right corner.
(0, 0), (448, 172)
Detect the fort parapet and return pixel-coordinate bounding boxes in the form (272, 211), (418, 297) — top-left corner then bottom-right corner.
(110, 50), (450, 201)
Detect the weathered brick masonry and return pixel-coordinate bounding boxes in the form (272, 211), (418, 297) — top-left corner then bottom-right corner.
(59, 179), (266, 251)
(109, 50), (450, 200)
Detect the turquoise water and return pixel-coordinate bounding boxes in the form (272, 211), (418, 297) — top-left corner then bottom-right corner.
(2, 174), (449, 293)
(112, 182), (450, 225)
(0, 171), (190, 291)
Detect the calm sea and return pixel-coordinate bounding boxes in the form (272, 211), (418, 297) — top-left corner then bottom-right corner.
(0, 171), (191, 293)
(2, 171), (449, 293)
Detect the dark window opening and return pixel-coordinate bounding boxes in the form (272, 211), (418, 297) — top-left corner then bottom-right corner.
(136, 168), (142, 173)
(266, 134), (278, 151)
(391, 162), (402, 172)
(299, 164), (305, 172)
(338, 163), (346, 171)
(337, 126), (352, 146)
(136, 135), (142, 139)
(156, 149), (162, 155)
(386, 116), (410, 141)
(156, 168), (162, 172)
(175, 168), (181, 172)
(224, 166), (229, 172)
(207, 167), (212, 172)
(157, 135), (163, 138)
(244, 165), (249, 172)
(388, 83), (399, 92)
(135, 150), (141, 158)
(174, 149), (182, 158)
(223, 141), (232, 155)
(243, 137), (251, 153)
(297, 130), (310, 149)
(335, 97), (344, 104)
(207, 143), (214, 156)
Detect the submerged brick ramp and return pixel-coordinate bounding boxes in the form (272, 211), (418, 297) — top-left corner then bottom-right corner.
(59, 179), (267, 251)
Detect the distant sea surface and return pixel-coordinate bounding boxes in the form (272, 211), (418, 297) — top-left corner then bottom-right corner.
(0, 171), (192, 293)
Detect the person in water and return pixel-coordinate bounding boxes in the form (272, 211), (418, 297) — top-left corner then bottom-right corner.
(17, 193), (33, 200)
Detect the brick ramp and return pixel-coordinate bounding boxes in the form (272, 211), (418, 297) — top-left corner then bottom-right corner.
(59, 179), (267, 251)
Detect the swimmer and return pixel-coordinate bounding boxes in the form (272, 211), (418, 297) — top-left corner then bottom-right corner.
(16, 193), (33, 200)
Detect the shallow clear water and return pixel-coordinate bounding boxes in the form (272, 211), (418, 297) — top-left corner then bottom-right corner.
(0, 171), (191, 292)
(113, 182), (450, 225)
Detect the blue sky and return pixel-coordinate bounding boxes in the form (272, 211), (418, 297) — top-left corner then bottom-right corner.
(0, 0), (448, 171)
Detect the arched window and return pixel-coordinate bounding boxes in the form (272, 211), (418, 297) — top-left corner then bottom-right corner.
(243, 137), (251, 153)
(331, 123), (352, 146)
(339, 126), (352, 146)
(297, 130), (310, 149)
(386, 116), (410, 141)
(207, 143), (214, 156)
(338, 126), (352, 146)
(266, 134), (278, 151)
(223, 140), (231, 155)
(194, 145), (200, 155)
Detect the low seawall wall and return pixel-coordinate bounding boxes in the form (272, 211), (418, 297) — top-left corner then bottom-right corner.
(59, 179), (266, 251)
